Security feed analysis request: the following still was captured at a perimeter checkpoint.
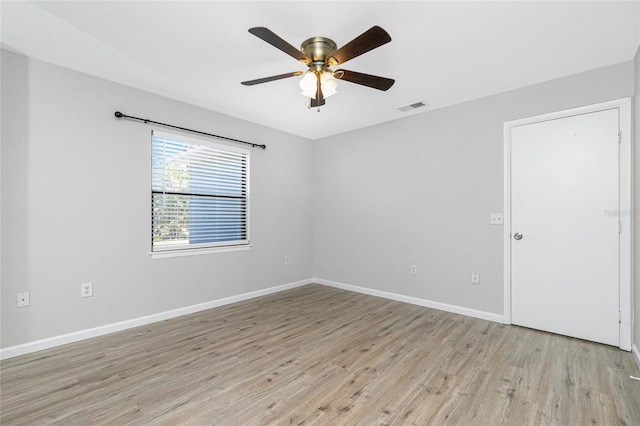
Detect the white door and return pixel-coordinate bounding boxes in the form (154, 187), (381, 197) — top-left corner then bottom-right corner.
(509, 108), (620, 346)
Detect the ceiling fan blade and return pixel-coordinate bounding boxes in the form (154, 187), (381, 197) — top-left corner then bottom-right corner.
(327, 26), (391, 66)
(241, 71), (303, 86)
(248, 27), (312, 65)
(335, 69), (395, 91)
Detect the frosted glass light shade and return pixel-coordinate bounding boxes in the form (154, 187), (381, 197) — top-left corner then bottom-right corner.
(320, 72), (338, 98)
(299, 72), (317, 98)
(299, 71), (339, 99)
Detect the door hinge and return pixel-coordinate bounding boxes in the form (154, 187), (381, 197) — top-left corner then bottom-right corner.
(618, 130), (622, 143)
(618, 221), (622, 233)
(618, 311), (622, 324)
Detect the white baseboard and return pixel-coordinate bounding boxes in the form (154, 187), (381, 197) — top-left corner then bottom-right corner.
(0, 278), (313, 360)
(633, 344), (640, 372)
(315, 278), (504, 324)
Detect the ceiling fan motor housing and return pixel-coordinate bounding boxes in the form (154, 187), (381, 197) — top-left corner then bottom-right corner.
(300, 37), (337, 72)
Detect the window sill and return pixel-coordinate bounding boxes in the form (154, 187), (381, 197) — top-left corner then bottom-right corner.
(149, 244), (251, 259)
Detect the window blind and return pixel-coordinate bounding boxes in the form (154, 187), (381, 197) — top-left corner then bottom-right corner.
(151, 131), (249, 252)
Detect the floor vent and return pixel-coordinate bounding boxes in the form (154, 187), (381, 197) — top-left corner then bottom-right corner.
(397, 101), (427, 112)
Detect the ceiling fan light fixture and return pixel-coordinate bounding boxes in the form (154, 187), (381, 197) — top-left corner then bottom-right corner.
(299, 71), (317, 98)
(321, 72), (338, 98)
(299, 70), (338, 99)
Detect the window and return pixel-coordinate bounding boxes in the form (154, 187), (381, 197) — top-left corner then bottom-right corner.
(151, 131), (249, 255)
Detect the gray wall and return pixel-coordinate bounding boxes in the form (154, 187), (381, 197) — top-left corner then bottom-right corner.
(1, 50), (314, 348)
(313, 61), (634, 316)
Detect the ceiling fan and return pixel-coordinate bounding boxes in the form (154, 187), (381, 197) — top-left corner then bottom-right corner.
(241, 26), (395, 109)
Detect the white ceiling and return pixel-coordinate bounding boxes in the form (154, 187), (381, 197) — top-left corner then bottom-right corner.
(2, 1), (639, 140)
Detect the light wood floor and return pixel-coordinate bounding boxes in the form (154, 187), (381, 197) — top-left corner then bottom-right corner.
(2, 284), (640, 425)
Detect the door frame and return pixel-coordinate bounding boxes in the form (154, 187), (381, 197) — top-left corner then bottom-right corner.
(503, 98), (632, 351)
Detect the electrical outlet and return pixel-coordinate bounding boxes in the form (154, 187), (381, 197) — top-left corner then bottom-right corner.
(471, 273), (480, 285)
(17, 292), (30, 307)
(411, 265), (417, 275)
(490, 213), (503, 225)
(81, 282), (93, 298)
(285, 256), (290, 265)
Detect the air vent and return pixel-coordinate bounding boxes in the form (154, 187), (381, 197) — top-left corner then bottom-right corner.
(397, 101), (427, 112)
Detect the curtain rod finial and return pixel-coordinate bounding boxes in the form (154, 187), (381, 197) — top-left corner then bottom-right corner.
(114, 111), (124, 118)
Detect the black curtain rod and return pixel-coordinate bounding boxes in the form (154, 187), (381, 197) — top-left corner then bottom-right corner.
(114, 111), (266, 149)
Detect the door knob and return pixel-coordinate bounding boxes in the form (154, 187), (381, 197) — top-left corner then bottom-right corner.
(514, 232), (523, 240)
